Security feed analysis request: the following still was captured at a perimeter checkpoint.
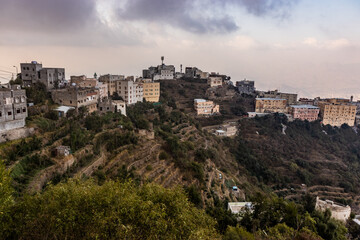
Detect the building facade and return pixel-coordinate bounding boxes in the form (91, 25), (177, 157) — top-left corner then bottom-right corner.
(194, 99), (220, 115)
(208, 77), (222, 88)
(51, 87), (99, 113)
(142, 81), (160, 102)
(98, 74), (125, 96)
(98, 99), (126, 116)
(290, 105), (319, 122)
(116, 79), (143, 105)
(20, 61), (65, 89)
(0, 85), (27, 132)
(70, 75), (97, 88)
(236, 80), (255, 95)
(318, 101), (356, 126)
(255, 98), (287, 113)
(258, 90), (297, 105)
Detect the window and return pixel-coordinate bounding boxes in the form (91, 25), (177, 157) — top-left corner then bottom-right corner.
(0, 111), (2, 117)
(23, 108), (26, 113)
(17, 109), (20, 114)
(8, 111), (12, 116)
(70, 101), (72, 104)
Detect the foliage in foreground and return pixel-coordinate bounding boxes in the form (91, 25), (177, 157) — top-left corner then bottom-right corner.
(0, 179), (219, 240)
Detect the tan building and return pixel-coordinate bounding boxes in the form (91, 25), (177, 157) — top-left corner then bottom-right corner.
(142, 80), (160, 102)
(315, 197), (351, 222)
(208, 76), (222, 87)
(98, 74), (125, 96)
(255, 98), (287, 113)
(194, 99), (220, 115)
(70, 75), (97, 88)
(290, 105), (319, 122)
(318, 101), (356, 127)
(51, 87), (99, 113)
(215, 124), (237, 137)
(258, 90), (297, 105)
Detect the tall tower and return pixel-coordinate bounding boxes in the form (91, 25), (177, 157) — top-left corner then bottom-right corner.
(180, 64), (183, 73)
(161, 56), (164, 65)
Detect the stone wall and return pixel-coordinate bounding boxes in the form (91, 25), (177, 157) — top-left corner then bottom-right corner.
(0, 126), (34, 143)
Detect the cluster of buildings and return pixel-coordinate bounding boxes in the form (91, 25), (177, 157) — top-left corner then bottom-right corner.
(17, 60), (164, 119)
(234, 79), (359, 127)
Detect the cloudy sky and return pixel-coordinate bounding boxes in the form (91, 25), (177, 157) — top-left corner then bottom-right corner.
(0, 0), (360, 99)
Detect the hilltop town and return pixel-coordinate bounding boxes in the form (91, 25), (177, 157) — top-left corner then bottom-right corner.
(2, 57), (360, 239)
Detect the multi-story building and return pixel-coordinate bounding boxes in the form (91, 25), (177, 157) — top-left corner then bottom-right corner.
(298, 98), (315, 106)
(98, 74), (125, 96)
(194, 99), (220, 115)
(116, 78), (143, 105)
(185, 67), (209, 80)
(258, 90), (297, 105)
(0, 85), (27, 131)
(70, 75), (97, 88)
(142, 79), (160, 102)
(98, 99), (126, 116)
(290, 105), (319, 122)
(96, 82), (108, 100)
(143, 57), (175, 80)
(51, 87), (99, 113)
(236, 79), (255, 95)
(20, 61), (65, 89)
(255, 98), (287, 113)
(318, 101), (356, 126)
(315, 197), (351, 222)
(20, 61), (43, 86)
(208, 77), (222, 88)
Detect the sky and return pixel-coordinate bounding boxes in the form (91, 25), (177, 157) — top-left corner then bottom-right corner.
(0, 0), (360, 99)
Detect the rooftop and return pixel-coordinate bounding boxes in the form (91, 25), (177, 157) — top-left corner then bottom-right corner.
(256, 98), (286, 101)
(291, 105), (319, 109)
(194, 99), (207, 103)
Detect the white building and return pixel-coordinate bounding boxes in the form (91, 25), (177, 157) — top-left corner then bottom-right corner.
(116, 79), (143, 105)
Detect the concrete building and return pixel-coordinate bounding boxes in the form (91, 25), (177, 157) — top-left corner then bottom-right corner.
(298, 98), (315, 106)
(215, 124), (237, 137)
(54, 145), (71, 157)
(258, 90), (297, 105)
(70, 75), (97, 88)
(247, 112), (270, 118)
(51, 87), (99, 113)
(96, 82), (108, 100)
(98, 74), (125, 96)
(194, 99), (220, 115)
(236, 79), (255, 95)
(315, 197), (351, 222)
(142, 80), (160, 102)
(255, 98), (287, 113)
(20, 61), (65, 89)
(0, 85), (27, 132)
(318, 101), (356, 127)
(143, 57), (175, 80)
(116, 78), (143, 105)
(98, 99), (126, 116)
(290, 105), (320, 122)
(208, 76), (223, 88)
(185, 67), (209, 80)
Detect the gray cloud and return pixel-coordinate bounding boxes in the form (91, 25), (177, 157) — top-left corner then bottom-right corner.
(116, 0), (299, 34)
(229, 0), (299, 17)
(0, 0), (97, 32)
(117, 0), (239, 34)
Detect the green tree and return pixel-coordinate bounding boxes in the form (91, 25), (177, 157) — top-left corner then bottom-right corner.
(1, 179), (220, 240)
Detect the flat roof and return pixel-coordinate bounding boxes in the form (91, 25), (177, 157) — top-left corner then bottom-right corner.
(55, 106), (75, 113)
(194, 99), (207, 103)
(291, 105), (319, 109)
(256, 98), (286, 101)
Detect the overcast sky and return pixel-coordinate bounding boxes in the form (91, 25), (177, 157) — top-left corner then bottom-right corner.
(0, 0), (360, 99)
